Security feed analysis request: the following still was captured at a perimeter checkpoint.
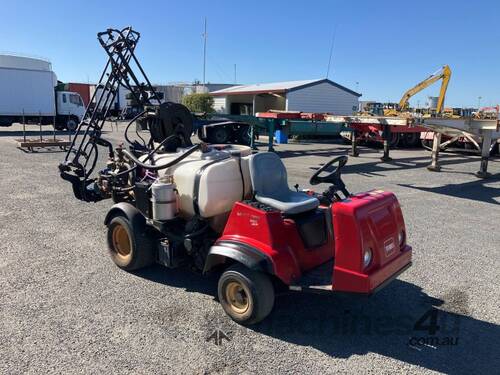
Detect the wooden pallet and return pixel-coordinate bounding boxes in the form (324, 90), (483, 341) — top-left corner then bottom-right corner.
(16, 138), (72, 151)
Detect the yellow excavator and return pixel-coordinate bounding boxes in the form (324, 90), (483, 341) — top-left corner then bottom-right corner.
(384, 65), (452, 116)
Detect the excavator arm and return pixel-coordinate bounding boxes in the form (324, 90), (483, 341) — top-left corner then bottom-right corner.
(397, 65), (451, 113)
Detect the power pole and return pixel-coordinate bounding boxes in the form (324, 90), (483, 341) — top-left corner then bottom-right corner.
(203, 17), (207, 88)
(234, 64), (236, 84)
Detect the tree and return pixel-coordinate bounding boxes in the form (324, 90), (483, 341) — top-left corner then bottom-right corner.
(182, 93), (215, 113)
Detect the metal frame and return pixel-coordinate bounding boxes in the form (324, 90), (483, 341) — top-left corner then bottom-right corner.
(423, 118), (500, 177)
(59, 27), (161, 198)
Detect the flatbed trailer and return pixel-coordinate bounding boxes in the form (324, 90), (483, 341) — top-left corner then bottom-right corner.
(326, 115), (427, 161)
(423, 118), (500, 177)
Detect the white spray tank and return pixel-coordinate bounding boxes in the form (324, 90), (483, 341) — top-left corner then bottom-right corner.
(151, 175), (178, 221)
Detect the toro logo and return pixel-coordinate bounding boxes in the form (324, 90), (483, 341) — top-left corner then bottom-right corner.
(384, 238), (396, 256)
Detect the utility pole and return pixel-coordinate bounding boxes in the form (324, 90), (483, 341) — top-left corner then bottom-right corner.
(203, 17), (207, 88)
(478, 96), (482, 110)
(234, 64), (236, 84)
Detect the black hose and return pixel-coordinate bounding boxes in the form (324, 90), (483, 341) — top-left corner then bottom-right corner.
(124, 110), (146, 146)
(122, 143), (201, 171)
(112, 135), (198, 179)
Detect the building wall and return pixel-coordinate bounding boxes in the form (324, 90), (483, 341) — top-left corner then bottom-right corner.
(286, 82), (359, 114)
(213, 96), (227, 113)
(254, 94), (285, 113)
(154, 85), (184, 103)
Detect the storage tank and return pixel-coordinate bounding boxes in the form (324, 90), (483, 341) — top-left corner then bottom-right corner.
(149, 145), (252, 219)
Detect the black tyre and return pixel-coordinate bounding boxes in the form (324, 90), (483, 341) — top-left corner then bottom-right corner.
(402, 132), (420, 147)
(388, 132), (400, 148)
(0, 117), (14, 126)
(218, 264), (274, 325)
(208, 126), (230, 144)
(421, 139), (433, 150)
(106, 215), (155, 271)
(341, 137), (352, 145)
(236, 125), (251, 145)
(490, 141), (499, 156)
(66, 117), (78, 132)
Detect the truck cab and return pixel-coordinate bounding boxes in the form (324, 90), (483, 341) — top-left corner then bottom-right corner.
(56, 91), (85, 130)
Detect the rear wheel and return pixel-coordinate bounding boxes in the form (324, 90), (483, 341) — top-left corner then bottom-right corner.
(218, 264), (274, 325)
(66, 118), (78, 132)
(107, 215), (155, 271)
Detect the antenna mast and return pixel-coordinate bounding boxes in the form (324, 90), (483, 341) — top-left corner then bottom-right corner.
(326, 24), (338, 79)
(203, 17), (207, 87)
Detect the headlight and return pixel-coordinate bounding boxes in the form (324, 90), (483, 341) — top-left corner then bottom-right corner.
(363, 248), (373, 268)
(398, 230), (405, 247)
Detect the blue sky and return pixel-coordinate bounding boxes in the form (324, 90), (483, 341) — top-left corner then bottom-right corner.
(1, 0), (499, 107)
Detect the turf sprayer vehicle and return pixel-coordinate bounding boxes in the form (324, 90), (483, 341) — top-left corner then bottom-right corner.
(59, 28), (412, 324)
(0, 54), (85, 130)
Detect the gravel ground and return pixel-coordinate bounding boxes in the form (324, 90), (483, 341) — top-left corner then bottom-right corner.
(0, 123), (499, 374)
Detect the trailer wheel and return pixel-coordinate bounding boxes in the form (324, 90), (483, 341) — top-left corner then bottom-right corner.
(218, 264), (274, 325)
(107, 216), (155, 271)
(236, 125), (251, 145)
(402, 132), (420, 147)
(208, 126), (230, 144)
(490, 142), (499, 156)
(389, 132), (400, 147)
(421, 139), (433, 150)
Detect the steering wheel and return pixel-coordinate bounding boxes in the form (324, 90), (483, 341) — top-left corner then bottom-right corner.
(309, 155), (350, 198)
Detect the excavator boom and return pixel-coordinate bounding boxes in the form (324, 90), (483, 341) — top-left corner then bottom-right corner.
(397, 65), (451, 113)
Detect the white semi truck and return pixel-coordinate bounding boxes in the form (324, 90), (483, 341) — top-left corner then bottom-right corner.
(0, 54), (85, 130)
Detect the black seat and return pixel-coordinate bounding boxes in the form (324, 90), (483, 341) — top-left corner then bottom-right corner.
(249, 152), (319, 215)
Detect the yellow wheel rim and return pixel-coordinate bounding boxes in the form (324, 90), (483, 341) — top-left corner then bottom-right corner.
(112, 224), (131, 257)
(225, 281), (250, 315)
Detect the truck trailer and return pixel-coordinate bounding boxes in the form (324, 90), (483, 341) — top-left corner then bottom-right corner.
(0, 54), (85, 130)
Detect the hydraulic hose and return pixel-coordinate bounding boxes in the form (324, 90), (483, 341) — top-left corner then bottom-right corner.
(122, 143), (201, 171)
(124, 110), (147, 146)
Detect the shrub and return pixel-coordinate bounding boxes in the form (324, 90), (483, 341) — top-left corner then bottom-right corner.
(182, 93), (215, 113)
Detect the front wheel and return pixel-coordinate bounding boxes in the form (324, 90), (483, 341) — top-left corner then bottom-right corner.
(218, 264), (274, 325)
(106, 215), (155, 271)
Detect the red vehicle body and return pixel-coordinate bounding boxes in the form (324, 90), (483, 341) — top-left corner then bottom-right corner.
(61, 27), (413, 326)
(209, 189), (412, 295)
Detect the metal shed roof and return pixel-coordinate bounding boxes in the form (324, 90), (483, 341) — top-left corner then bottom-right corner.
(210, 78), (361, 97)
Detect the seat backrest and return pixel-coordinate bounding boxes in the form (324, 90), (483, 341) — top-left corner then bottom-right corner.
(249, 152), (289, 198)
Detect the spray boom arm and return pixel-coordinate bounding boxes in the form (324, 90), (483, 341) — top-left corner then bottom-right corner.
(59, 27), (193, 202)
